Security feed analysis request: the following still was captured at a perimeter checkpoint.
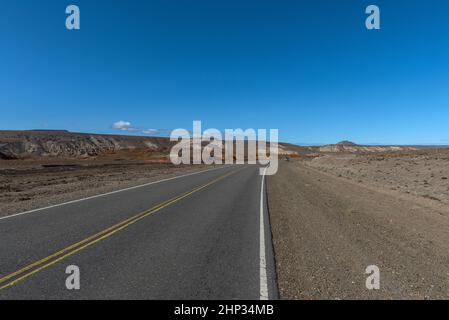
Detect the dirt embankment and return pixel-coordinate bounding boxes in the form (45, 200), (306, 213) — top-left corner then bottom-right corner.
(267, 160), (449, 299)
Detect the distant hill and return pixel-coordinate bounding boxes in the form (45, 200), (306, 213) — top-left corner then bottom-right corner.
(1, 131), (444, 160)
(0, 130), (173, 160)
(319, 141), (418, 153)
(336, 140), (357, 146)
(0, 130), (298, 161)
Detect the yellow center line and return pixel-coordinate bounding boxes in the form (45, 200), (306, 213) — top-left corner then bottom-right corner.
(0, 167), (242, 290)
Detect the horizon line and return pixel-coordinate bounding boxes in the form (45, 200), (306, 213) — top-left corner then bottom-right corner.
(1, 129), (449, 147)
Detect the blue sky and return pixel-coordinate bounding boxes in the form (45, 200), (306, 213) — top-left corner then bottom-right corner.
(1, 0), (449, 145)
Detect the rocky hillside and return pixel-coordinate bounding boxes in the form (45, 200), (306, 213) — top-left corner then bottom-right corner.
(319, 141), (418, 153)
(0, 132), (423, 160)
(0, 130), (173, 160)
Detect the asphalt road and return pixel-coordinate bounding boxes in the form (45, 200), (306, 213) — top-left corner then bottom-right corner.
(0, 165), (277, 299)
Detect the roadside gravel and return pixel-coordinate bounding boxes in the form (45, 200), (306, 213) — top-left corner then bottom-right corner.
(267, 160), (449, 299)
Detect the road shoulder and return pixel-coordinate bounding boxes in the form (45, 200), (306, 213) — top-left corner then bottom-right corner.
(267, 161), (449, 299)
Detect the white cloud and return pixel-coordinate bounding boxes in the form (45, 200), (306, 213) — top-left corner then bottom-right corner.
(113, 120), (135, 131)
(142, 129), (159, 134)
(142, 129), (174, 137)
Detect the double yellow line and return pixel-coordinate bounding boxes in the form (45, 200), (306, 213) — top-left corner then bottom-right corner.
(0, 168), (238, 290)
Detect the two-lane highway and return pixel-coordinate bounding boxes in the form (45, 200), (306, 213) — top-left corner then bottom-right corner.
(0, 165), (277, 299)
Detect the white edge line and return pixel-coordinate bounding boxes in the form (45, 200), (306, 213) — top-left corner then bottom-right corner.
(0, 165), (229, 221)
(260, 166), (269, 300)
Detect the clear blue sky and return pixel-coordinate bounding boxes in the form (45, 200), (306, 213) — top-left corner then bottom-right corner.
(1, 0), (449, 145)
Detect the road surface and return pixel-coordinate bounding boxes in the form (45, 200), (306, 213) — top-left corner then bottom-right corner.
(0, 165), (277, 299)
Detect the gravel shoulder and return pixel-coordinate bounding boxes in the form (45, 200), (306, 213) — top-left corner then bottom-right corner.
(267, 160), (449, 299)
